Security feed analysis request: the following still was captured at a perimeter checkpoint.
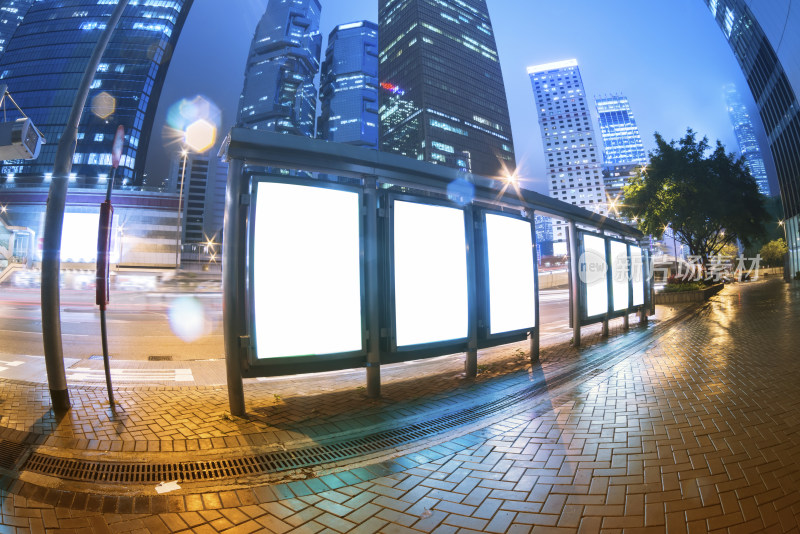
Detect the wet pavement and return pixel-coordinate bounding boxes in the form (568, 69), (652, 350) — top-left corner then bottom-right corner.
(1, 279), (799, 533)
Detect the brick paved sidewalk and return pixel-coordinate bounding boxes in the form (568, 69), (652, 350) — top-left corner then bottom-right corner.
(3, 279), (800, 532)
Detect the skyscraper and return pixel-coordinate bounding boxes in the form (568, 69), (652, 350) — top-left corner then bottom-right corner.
(0, 0), (33, 58)
(595, 94), (647, 166)
(595, 94), (647, 220)
(0, 0), (193, 188)
(703, 0), (800, 275)
(237, 0), (322, 136)
(169, 151), (228, 258)
(528, 59), (606, 242)
(318, 21), (379, 149)
(724, 84), (770, 195)
(378, 0), (515, 177)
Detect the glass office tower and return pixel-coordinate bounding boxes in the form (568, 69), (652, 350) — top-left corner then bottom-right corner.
(237, 0), (322, 137)
(528, 59), (606, 243)
(595, 94), (647, 221)
(378, 0), (515, 177)
(318, 21), (379, 149)
(724, 83), (771, 195)
(704, 0), (800, 275)
(0, 0), (193, 188)
(595, 94), (647, 166)
(0, 0), (33, 58)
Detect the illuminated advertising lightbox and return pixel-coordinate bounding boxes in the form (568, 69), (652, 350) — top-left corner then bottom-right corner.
(394, 200), (468, 347)
(252, 183), (362, 359)
(485, 213), (536, 334)
(60, 212), (99, 262)
(630, 245), (645, 306)
(610, 240), (630, 312)
(581, 234), (608, 318)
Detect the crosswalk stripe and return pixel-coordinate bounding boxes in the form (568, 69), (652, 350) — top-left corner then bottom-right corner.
(66, 368), (194, 382)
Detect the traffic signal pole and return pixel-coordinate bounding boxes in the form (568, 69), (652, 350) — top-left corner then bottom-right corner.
(40, 0), (130, 412)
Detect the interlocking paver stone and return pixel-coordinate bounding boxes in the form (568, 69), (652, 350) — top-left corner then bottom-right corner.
(3, 281), (800, 532)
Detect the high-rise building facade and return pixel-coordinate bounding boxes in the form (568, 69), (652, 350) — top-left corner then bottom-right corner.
(378, 0), (515, 177)
(528, 59), (606, 242)
(595, 94), (647, 221)
(318, 21), (379, 149)
(237, 0), (322, 136)
(0, 0), (33, 58)
(534, 215), (554, 259)
(595, 94), (648, 166)
(703, 0), (800, 274)
(723, 84), (770, 195)
(168, 150), (228, 265)
(182, 154), (209, 247)
(601, 163), (639, 220)
(0, 0), (193, 188)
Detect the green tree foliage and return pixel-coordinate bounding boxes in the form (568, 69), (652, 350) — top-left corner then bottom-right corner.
(759, 238), (788, 267)
(622, 129), (768, 264)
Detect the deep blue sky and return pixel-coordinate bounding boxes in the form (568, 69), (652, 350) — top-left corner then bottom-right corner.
(147, 0), (779, 196)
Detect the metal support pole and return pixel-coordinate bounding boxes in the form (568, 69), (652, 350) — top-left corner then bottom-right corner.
(623, 314), (629, 330)
(530, 211), (540, 364)
(40, 0), (129, 412)
(364, 177), (381, 398)
(464, 205), (478, 378)
(99, 307), (114, 407)
(529, 330), (539, 364)
(98, 166), (117, 408)
(223, 159), (246, 416)
(568, 220), (581, 347)
(640, 245), (651, 324)
(600, 229), (609, 338)
(646, 247), (656, 318)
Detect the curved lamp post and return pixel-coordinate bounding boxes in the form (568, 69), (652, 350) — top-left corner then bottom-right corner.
(173, 119), (217, 269)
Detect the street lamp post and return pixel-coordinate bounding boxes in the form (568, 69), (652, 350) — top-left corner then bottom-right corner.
(172, 119), (218, 270)
(40, 0), (130, 412)
(664, 224), (678, 275)
(779, 220), (789, 280)
(174, 149), (188, 269)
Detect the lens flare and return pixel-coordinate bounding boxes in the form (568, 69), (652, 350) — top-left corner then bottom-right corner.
(164, 95), (222, 153)
(184, 119), (217, 152)
(446, 178), (475, 206)
(168, 296), (210, 342)
(166, 95), (221, 133)
(91, 91), (116, 119)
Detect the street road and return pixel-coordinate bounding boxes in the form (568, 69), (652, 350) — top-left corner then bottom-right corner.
(0, 279), (568, 362)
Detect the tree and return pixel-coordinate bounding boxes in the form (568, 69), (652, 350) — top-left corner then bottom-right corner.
(622, 129), (769, 265)
(759, 238), (788, 267)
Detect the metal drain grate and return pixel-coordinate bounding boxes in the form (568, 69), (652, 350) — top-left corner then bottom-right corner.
(0, 439), (28, 470)
(23, 330), (653, 485)
(148, 356), (173, 361)
(23, 381), (547, 484)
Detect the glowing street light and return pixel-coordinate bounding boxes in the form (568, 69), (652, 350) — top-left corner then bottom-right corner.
(779, 219), (788, 243)
(183, 119), (216, 153)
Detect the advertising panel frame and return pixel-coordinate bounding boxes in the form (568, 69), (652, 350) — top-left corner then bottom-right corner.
(382, 193), (472, 364)
(606, 236), (632, 320)
(243, 175), (368, 377)
(475, 208), (538, 349)
(578, 230), (610, 326)
(629, 243), (647, 309)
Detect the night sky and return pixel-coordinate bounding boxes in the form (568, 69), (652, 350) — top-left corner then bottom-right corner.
(145, 0), (779, 196)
